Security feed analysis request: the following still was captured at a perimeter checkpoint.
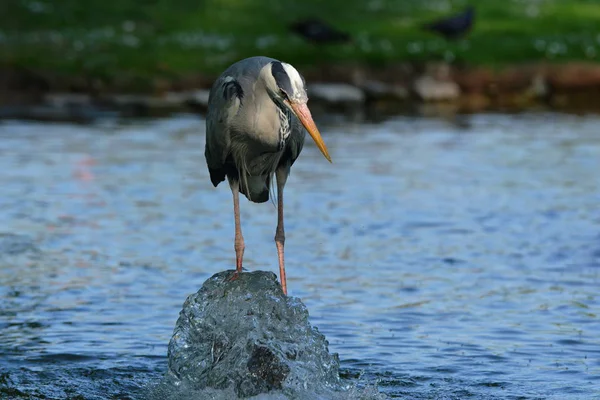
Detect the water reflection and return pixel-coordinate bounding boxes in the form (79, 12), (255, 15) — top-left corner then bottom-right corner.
(0, 113), (599, 398)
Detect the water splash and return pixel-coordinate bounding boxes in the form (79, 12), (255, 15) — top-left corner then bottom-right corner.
(149, 270), (380, 399)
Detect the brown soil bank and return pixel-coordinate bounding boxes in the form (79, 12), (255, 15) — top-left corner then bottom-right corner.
(2, 61), (600, 121)
(302, 61), (600, 113)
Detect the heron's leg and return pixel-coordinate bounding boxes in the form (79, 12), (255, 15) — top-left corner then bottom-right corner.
(231, 182), (245, 274)
(275, 168), (289, 295)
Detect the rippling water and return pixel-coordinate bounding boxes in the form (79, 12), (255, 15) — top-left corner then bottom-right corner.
(1, 113), (599, 399)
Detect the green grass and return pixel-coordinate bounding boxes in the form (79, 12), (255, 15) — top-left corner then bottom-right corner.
(1, 0), (600, 88)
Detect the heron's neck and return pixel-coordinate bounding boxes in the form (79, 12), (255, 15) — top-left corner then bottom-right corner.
(234, 86), (289, 152)
(276, 104), (292, 150)
(266, 89), (292, 151)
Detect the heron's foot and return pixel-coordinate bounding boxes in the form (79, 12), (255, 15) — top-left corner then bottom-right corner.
(228, 267), (246, 282)
(228, 271), (241, 282)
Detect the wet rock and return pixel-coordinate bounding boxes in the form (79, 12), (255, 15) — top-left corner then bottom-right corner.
(162, 270), (341, 398)
(162, 91), (189, 105)
(96, 94), (186, 117)
(0, 104), (114, 123)
(188, 89), (211, 106)
(307, 83), (365, 104)
(178, 89), (211, 113)
(106, 94), (173, 108)
(529, 74), (550, 99)
(361, 80), (409, 101)
(413, 75), (460, 101)
(422, 62), (453, 81)
(163, 89), (211, 107)
(44, 93), (91, 108)
(245, 345), (290, 394)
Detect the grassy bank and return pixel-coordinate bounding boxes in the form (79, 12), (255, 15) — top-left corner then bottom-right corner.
(1, 0), (600, 89)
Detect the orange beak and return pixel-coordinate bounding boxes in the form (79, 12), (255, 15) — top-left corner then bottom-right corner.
(289, 101), (332, 162)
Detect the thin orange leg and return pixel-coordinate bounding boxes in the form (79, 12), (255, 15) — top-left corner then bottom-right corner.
(275, 169), (288, 295)
(231, 183), (245, 280)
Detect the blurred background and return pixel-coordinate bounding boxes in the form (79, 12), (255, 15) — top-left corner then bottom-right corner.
(1, 0), (600, 118)
(1, 1), (600, 399)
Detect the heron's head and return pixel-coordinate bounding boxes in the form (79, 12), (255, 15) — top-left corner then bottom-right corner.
(262, 61), (331, 162)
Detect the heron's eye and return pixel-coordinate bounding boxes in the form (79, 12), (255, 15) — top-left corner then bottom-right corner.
(280, 90), (289, 99)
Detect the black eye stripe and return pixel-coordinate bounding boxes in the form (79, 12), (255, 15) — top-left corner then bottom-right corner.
(271, 62), (294, 95)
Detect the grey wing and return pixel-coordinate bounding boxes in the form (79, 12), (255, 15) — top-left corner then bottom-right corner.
(205, 76), (244, 187)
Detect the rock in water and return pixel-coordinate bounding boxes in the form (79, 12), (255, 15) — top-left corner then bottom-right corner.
(162, 270), (342, 398)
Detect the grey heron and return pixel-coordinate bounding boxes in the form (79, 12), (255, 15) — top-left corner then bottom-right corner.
(205, 56), (331, 295)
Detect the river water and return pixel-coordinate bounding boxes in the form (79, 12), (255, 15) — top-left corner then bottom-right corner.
(0, 112), (599, 399)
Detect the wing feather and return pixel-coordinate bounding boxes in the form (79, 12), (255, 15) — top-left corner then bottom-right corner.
(205, 76), (244, 187)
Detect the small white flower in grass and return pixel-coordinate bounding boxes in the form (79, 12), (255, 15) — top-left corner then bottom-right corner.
(534, 39), (546, 52)
(122, 34), (140, 48)
(585, 45), (596, 59)
(122, 21), (136, 32)
(73, 40), (85, 51)
(408, 42), (423, 54)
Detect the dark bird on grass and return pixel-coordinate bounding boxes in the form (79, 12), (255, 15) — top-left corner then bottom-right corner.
(290, 18), (351, 44)
(205, 56), (332, 295)
(422, 6), (475, 40)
